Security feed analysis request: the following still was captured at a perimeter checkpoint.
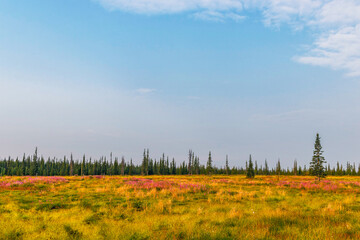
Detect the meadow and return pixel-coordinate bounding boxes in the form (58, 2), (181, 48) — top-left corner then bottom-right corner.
(1, 175), (360, 239)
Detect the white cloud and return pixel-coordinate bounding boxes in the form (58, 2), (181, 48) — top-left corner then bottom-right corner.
(259, 0), (323, 29)
(296, 24), (360, 76)
(136, 88), (156, 94)
(96, 0), (243, 14)
(95, 0), (360, 76)
(313, 0), (360, 26)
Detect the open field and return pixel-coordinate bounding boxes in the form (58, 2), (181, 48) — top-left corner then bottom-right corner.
(1, 176), (360, 239)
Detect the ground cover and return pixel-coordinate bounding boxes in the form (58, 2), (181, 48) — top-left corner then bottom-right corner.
(1, 175), (360, 239)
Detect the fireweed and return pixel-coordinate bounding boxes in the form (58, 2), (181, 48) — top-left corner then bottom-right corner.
(0, 175), (360, 239)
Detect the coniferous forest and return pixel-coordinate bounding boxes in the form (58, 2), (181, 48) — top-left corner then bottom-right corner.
(1, 144), (358, 177)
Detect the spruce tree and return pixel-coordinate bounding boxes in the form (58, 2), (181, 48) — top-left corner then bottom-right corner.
(188, 150), (193, 175)
(109, 152), (113, 175)
(225, 155), (229, 175)
(70, 154), (74, 176)
(276, 159), (281, 177)
(276, 158), (281, 181)
(114, 157), (119, 175)
(206, 151), (213, 175)
(81, 155), (86, 176)
(129, 159), (133, 175)
(30, 147), (38, 176)
(21, 154), (26, 176)
(120, 157), (125, 176)
(171, 158), (176, 174)
(39, 156), (45, 176)
(166, 157), (170, 175)
(246, 155), (255, 178)
(264, 159), (269, 175)
(310, 133), (326, 181)
(145, 149), (149, 175)
(293, 159), (298, 176)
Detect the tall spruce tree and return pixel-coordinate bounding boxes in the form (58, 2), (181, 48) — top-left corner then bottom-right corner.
(310, 133), (326, 181)
(246, 155), (255, 178)
(70, 153), (74, 176)
(206, 151), (213, 175)
(276, 159), (281, 178)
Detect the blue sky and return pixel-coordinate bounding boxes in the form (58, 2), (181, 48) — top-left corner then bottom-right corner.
(1, 0), (360, 168)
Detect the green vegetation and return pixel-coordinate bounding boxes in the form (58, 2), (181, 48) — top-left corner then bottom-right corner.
(310, 133), (327, 181)
(0, 134), (356, 178)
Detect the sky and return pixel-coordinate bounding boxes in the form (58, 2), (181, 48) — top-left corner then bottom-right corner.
(1, 0), (360, 168)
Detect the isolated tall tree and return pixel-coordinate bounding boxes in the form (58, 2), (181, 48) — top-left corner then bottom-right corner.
(246, 155), (255, 178)
(310, 133), (326, 181)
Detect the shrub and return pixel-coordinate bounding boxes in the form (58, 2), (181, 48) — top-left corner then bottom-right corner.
(83, 214), (101, 225)
(2, 230), (23, 240)
(132, 200), (145, 211)
(63, 225), (82, 240)
(36, 202), (69, 211)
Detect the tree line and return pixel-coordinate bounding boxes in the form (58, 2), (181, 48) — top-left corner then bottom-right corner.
(0, 135), (352, 177)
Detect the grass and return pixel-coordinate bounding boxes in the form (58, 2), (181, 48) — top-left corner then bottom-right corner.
(1, 175), (360, 239)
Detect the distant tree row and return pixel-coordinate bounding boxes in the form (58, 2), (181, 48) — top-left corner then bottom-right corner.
(0, 149), (352, 177)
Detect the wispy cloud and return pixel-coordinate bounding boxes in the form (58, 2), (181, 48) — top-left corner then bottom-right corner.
(96, 0), (243, 14)
(251, 109), (317, 122)
(193, 11), (245, 22)
(95, 0), (360, 76)
(296, 25), (360, 77)
(136, 88), (156, 94)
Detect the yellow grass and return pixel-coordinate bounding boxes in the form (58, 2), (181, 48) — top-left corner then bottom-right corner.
(1, 175), (360, 239)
